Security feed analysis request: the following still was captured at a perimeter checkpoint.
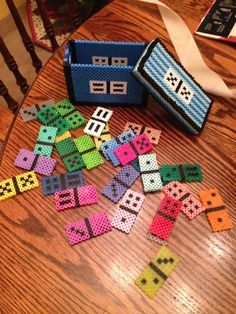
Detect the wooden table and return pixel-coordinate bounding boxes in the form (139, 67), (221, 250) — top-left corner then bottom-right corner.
(0, 1), (235, 313)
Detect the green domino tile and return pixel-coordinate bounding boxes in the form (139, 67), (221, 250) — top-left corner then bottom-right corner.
(55, 138), (85, 172)
(160, 164), (202, 184)
(183, 164), (203, 182)
(74, 134), (103, 170)
(34, 126), (57, 157)
(54, 99), (87, 129)
(36, 106), (70, 136)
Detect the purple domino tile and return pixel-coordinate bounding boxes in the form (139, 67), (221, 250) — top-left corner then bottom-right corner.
(102, 165), (139, 203)
(14, 148), (56, 176)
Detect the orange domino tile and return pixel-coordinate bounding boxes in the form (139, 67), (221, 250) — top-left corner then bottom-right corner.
(199, 188), (233, 232)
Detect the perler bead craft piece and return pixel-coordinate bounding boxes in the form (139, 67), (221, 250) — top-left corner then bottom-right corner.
(55, 131), (71, 143)
(138, 154), (163, 192)
(124, 122), (161, 145)
(54, 99), (86, 129)
(135, 246), (180, 298)
(114, 133), (153, 166)
(160, 164), (203, 184)
(83, 107), (113, 137)
(20, 100), (55, 122)
(42, 171), (84, 195)
(55, 185), (98, 211)
(0, 171), (39, 202)
(55, 138), (85, 172)
(102, 165), (139, 203)
(199, 188), (233, 232)
(74, 135), (103, 170)
(65, 212), (112, 245)
(34, 126), (57, 157)
(111, 189), (145, 233)
(133, 39), (213, 135)
(63, 40), (147, 106)
(163, 181), (205, 220)
(100, 130), (136, 166)
(36, 106), (70, 136)
(14, 149), (56, 176)
(147, 195), (182, 244)
(93, 124), (112, 151)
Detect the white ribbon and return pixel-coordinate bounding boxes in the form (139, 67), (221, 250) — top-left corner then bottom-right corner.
(138, 0), (236, 98)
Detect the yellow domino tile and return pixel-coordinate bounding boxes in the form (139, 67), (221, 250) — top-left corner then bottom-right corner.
(55, 131), (71, 143)
(135, 246), (180, 298)
(0, 171), (39, 202)
(16, 171), (39, 192)
(0, 178), (17, 201)
(94, 124), (112, 151)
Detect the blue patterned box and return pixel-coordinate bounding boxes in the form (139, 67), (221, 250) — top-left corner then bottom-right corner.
(133, 39), (213, 134)
(63, 40), (148, 106)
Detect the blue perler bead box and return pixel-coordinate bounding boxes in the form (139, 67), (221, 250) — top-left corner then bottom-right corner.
(133, 38), (213, 135)
(63, 40), (148, 106)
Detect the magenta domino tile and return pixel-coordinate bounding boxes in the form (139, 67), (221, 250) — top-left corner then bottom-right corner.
(114, 133), (153, 165)
(65, 212), (112, 245)
(55, 185), (98, 211)
(14, 148), (56, 176)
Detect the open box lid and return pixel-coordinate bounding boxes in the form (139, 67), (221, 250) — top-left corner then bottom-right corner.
(133, 39), (213, 135)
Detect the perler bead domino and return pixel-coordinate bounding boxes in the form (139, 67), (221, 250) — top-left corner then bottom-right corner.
(135, 246), (180, 298)
(114, 133), (153, 166)
(131, 158), (141, 173)
(0, 171), (39, 202)
(55, 185), (98, 211)
(42, 171), (84, 195)
(34, 126), (57, 157)
(102, 165), (139, 203)
(55, 138), (85, 172)
(160, 164), (203, 184)
(133, 39), (213, 135)
(100, 130), (136, 166)
(74, 135), (103, 170)
(138, 154), (163, 192)
(124, 122), (161, 145)
(93, 124), (112, 151)
(83, 107), (113, 137)
(36, 106), (70, 136)
(54, 99), (86, 129)
(65, 212), (112, 245)
(111, 189), (145, 233)
(199, 188), (233, 232)
(14, 149), (56, 176)
(163, 181), (205, 220)
(55, 131), (71, 143)
(20, 100), (55, 122)
(147, 195), (182, 244)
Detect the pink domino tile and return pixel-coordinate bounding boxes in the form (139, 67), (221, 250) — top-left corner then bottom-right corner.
(111, 189), (145, 233)
(65, 212), (112, 245)
(55, 185), (98, 211)
(114, 133), (153, 165)
(163, 181), (205, 220)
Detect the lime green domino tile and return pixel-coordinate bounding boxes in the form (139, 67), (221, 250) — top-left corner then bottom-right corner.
(54, 99), (87, 129)
(36, 106), (70, 136)
(135, 246), (180, 298)
(55, 138), (85, 172)
(74, 135), (103, 170)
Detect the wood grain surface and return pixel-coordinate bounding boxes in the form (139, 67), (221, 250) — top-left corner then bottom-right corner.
(0, 0), (235, 313)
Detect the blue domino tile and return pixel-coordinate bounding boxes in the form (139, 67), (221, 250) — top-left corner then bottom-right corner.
(100, 130), (136, 165)
(42, 171), (84, 195)
(131, 158), (141, 173)
(133, 39), (213, 135)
